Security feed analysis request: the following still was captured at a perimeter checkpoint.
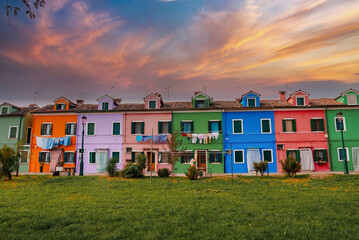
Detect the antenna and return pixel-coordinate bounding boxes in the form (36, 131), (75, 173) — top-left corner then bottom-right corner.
(112, 86), (115, 98)
(34, 91), (38, 104)
(81, 91), (84, 100)
(202, 86), (207, 94)
(285, 78), (288, 92)
(165, 87), (169, 101)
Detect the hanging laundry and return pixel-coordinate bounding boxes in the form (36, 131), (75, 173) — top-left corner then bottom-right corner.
(142, 136), (149, 142)
(153, 135), (160, 144)
(182, 133), (187, 137)
(149, 136), (152, 139)
(212, 132), (219, 140)
(59, 137), (65, 145)
(53, 138), (60, 147)
(136, 135), (142, 142)
(42, 138), (54, 150)
(36, 137), (43, 148)
(63, 136), (71, 146)
(160, 134), (167, 143)
(187, 133), (192, 141)
(191, 134), (198, 143)
(198, 134), (204, 144)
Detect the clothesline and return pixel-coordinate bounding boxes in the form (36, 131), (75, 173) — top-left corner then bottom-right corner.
(136, 134), (168, 143)
(182, 132), (220, 144)
(36, 136), (71, 150)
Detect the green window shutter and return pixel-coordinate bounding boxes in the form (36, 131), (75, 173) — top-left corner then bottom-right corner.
(209, 152), (215, 163)
(262, 120), (270, 133)
(131, 152), (136, 163)
(131, 122), (135, 134)
(73, 124), (77, 135)
(286, 150), (290, 159)
(141, 122), (145, 134)
(320, 119), (324, 131)
(292, 119), (296, 132)
(234, 120), (242, 133)
(87, 123), (94, 135)
(46, 153), (50, 162)
(168, 122), (172, 133)
(112, 152), (120, 163)
(248, 99), (255, 107)
(296, 150), (300, 162)
(235, 151), (243, 163)
(314, 150), (318, 162)
(310, 119), (315, 132)
(89, 152), (96, 163)
(113, 123), (120, 135)
(49, 124), (53, 135)
(208, 121), (212, 133)
(194, 100), (198, 108)
(282, 120), (286, 132)
(263, 150), (272, 162)
(41, 124), (44, 135)
(191, 122), (194, 133)
(158, 122), (162, 134)
(323, 149), (328, 162)
(180, 122), (184, 132)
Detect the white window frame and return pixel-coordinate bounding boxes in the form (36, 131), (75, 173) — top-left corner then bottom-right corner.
(233, 150), (245, 164)
(86, 122), (96, 136)
(132, 121), (144, 135)
(337, 148), (350, 162)
(232, 119), (243, 134)
(334, 117), (346, 132)
(1, 106), (9, 115)
(65, 122), (76, 136)
(247, 98), (256, 107)
(158, 151), (171, 164)
(346, 94), (357, 105)
(111, 151), (121, 164)
(64, 151), (75, 163)
(56, 103), (66, 110)
(282, 118), (295, 133)
(261, 119), (272, 134)
(19, 150), (30, 163)
(41, 122), (52, 136)
(296, 96), (305, 106)
(102, 101), (109, 110)
(8, 126), (18, 139)
(311, 117), (324, 132)
(148, 100), (157, 109)
(39, 151), (50, 162)
(158, 120), (171, 134)
(196, 99), (206, 108)
(88, 151), (96, 164)
(112, 122), (121, 136)
(262, 149), (273, 163)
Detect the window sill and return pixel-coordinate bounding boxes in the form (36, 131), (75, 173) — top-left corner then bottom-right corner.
(234, 162), (245, 164)
(210, 162), (222, 164)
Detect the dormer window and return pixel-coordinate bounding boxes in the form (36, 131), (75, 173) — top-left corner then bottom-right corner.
(56, 104), (66, 110)
(149, 101), (157, 109)
(247, 98), (256, 107)
(102, 102), (109, 110)
(1, 106), (9, 115)
(196, 100), (205, 108)
(347, 95), (357, 105)
(296, 97), (305, 106)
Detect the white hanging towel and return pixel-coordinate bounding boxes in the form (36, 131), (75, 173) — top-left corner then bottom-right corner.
(36, 137), (43, 148)
(247, 149), (261, 171)
(352, 148), (359, 171)
(300, 149), (315, 171)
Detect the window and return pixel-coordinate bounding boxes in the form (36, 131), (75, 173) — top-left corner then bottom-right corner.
(247, 98), (256, 107)
(159, 152), (171, 164)
(131, 122), (144, 134)
(41, 123), (52, 135)
(296, 97), (305, 106)
(102, 102), (109, 110)
(338, 148), (349, 162)
(262, 150), (273, 163)
(87, 123), (95, 135)
(195, 100), (206, 108)
(180, 151), (194, 164)
(19, 151), (29, 163)
(112, 152), (120, 163)
(149, 101), (157, 109)
(8, 126), (18, 139)
(131, 152), (144, 163)
(208, 120), (221, 133)
(335, 117), (346, 131)
(89, 152), (96, 164)
(234, 150), (244, 163)
(311, 119), (324, 132)
(1, 106), (9, 115)
(39, 152), (50, 162)
(65, 123), (76, 135)
(287, 150), (299, 162)
(181, 121), (194, 133)
(26, 127), (32, 144)
(56, 104), (66, 110)
(158, 121), (172, 134)
(347, 95), (357, 105)
(261, 119), (271, 133)
(282, 119), (296, 132)
(113, 122), (121, 135)
(314, 149), (328, 163)
(233, 120), (243, 134)
(64, 152), (75, 163)
(209, 151), (222, 163)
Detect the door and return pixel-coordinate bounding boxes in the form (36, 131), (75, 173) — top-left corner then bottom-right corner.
(300, 149), (315, 171)
(96, 151), (109, 172)
(197, 150), (207, 171)
(247, 149), (260, 171)
(352, 148), (359, 171)
(147, 152), (156, 171)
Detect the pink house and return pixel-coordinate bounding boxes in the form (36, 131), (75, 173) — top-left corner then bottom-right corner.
(121, 93), (173, 173)
(274, 90), (333, 172)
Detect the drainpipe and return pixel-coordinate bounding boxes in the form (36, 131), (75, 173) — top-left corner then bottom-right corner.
(325, 108), (333, 171)
(16, 116), (24, 177)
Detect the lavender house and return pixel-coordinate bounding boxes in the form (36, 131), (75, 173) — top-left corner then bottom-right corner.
(75, 95), (123, 174)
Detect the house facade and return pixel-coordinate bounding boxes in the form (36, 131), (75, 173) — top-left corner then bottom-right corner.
(0, 102), (37, 172)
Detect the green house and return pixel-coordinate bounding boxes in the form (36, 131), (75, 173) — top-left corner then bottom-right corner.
(0, 102), (38, 173)
(335, 88), (359, 105)
(172, 92), (224, 174)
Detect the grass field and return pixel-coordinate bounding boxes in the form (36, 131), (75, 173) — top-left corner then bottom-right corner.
(0, 174), (359, 240)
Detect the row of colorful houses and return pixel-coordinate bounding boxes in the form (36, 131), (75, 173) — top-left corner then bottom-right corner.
(1, 88), (359, 175)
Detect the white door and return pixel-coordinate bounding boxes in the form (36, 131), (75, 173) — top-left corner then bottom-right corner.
(300, 149), (315, 171)
(96, 151), (109, 172)
(352, 148), (359, 171)
(247, 149), (261, 171)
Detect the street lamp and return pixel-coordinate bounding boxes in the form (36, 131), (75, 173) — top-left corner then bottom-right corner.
(336, 112), (349, 174)
(80, 115), (87, 176)
(225, 138), (233, 184)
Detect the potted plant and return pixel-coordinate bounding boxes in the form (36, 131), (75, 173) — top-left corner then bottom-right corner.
(56, 161), (64, 172)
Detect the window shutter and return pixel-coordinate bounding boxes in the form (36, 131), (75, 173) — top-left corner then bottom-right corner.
(180, 122), (184, 132)
(218, 121), (222, 132)
(41, 124), (45, 135)
(282, 120), (286, 132)
(208, 121), (212, 133)
(49, 124), (53, 135)
(296, 150), (300, 162)
(286, 150), (290, 159)
(310, 119), (315, 132)
(39, 152), (42, 162)
(320, 119), (324, 131)
(46, 152), (50, 162)
(168, 122), (172, 133)
(194, 100), (198, 108)
(292, 119), (296, 132)
(131, 152), (135, 163)
(141, 122), (145, 134)
(158, 122), (162, 134)
(73, 124), (77, 135)
(314, 150), (318, 162)
(191, 122), (194, 133)
(131, 122), (135, 134)
(209, 152), (214, 163)
(323, 149), (328, 162)
(234, 120), (241, 133)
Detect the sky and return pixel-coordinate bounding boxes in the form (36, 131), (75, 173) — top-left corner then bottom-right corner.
(1, 0), (359, 106)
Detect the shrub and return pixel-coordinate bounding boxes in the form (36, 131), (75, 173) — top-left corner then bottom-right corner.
(0, 145), (18, 180)
(106, 158), (120, 177)
(135, 154), (147, 172)
(121, 164), (144, 178)
(157, 168), (171, 178)
(253, 161), (268, 177)
(185, 165), (199, 180)
(280, 157), (301, 177)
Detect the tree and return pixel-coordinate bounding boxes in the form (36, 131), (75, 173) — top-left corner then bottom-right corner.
(6, 0), (45, 20)
(165, 129), (186, 177)
(279, 157), (301, 177)
(0, 145), (18, 180)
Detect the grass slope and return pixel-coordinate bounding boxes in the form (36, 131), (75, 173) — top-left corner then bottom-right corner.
(0, 175), (359, 239)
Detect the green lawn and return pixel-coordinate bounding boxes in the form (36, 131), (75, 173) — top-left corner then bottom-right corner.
(0, 175), (359, 239)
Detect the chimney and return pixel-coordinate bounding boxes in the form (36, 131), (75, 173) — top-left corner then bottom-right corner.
(76, 99), (84, 105)
(29, 104), (37, 108)
(194, 91), (201, 95)
(278, 91), (286, 101)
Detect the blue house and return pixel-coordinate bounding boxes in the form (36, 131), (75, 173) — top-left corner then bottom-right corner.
(223, 91), (277, 173)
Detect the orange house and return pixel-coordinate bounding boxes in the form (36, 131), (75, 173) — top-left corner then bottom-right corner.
(29, 97), (82, 173)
